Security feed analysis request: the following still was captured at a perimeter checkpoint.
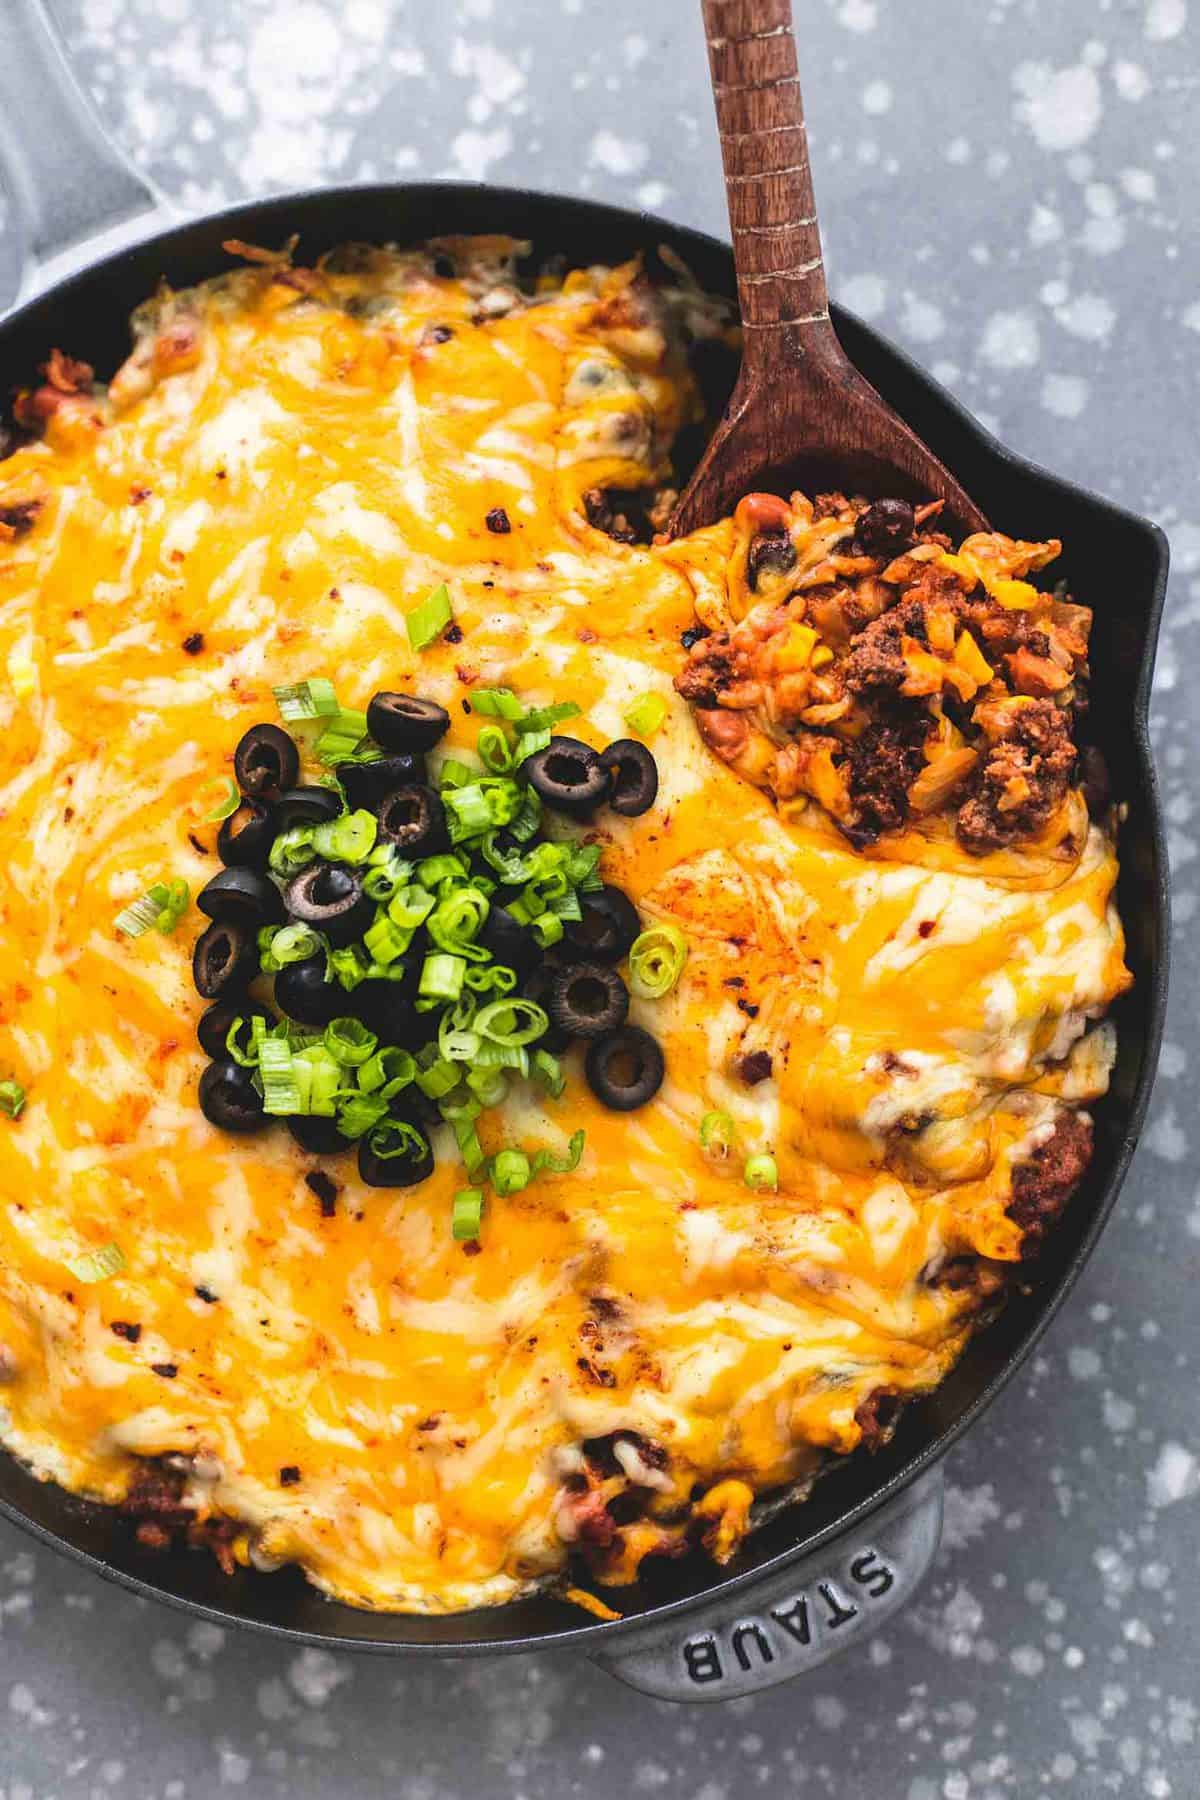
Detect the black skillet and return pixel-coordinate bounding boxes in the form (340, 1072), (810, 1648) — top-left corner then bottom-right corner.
(0, 0), (1169, 1701)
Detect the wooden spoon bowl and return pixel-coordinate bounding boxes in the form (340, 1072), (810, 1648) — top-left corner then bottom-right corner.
(670, 0), (987, 538)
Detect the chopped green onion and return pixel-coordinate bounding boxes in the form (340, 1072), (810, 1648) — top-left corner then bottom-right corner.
(441, 1100), (487, 1176)
(67, 1242), (125, 1284)
(363, 846), (412, 902)
(473, 998), (549, 1047)
(292, 1044), (342, 1115)
(438, 757), (478, 790)
(202, 777), (240, 822)
(363, 914), (412, 967)
(273, 677), (339, 722)
(416, 851), (468, 887)
(519, 700), (581, 734)
(469, 688), (525, 720)
(628, 923), (689, 999)
(357, 1046), (415, 1096)
(624, 690), (668, 738)
(464, 961), (517, 996)
(388, 884), (438, 930)
(415, 1055), (461, 1100)
(223, 1016), (261, 1068)
(530, 1129), (585, 1178)
(507, 787), (542, 842)
(563, 843), (603, 890)
(700, 1110), (735, 1160)
(329, 944), (370, 990)
(266, 923), (324, 967)
(406, 582), (453, 651)
(512, 725), (551, 766)
(419, 953), (467, 1006)
(324, 1018), (379, 1067)
(0, 1078), (26, 1120)
(115, 878), (190, 938)
(311, 809), (377, 864)
(427, 887), (490, 958)
(451, 1188), (485, 1241)
(477, 725), (515, 773)
(490, 1148), (531, 1197)
(269, 826), (317, 878)
(743, 1153), (779, 1192)
(336, 1091), (389, 1139)
(530, 912), (564, 949)
(466, 1065), (508, 1107)
(443, 783), (494, 842)
(366, 1118), (427, 1161)
(314, 708), (370, 766)
(259, 1038), (303, 1115)
(548, 887), (582, 922)
(531, 1049), (565, 1098)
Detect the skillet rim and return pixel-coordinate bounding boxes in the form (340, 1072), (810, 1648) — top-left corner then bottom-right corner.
(0, 179), (1171, 1656)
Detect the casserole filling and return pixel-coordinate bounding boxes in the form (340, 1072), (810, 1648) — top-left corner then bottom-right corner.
(0, 238), (1130, 1612)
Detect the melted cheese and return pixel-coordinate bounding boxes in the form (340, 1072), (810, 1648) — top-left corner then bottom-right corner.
(0, 248), (1131, 1611)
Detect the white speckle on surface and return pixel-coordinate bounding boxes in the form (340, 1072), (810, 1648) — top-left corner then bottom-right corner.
(979, 309), (1041, 369)
(1013, 62), (1103, 152)
(1182, 300), (1200, 332)
(813, 1693), (847, 1729)
(1145, 1104), (1187, 1161)
(840, 272), (888, 319)
(943, 1483), (1002, 1549)
(1069, 1345), (1103, 1380)
(946, 135), (971, 164)
(449, 125), (512, 179)
(862, 79), (892, 115)
(837, 0), (877, 31)
(1114, 58), (1153, 99)
(1029, 203), (1064, 246)
(637, 179), (669, 210)
(900, 293), (945, 342)
(1147, 1442), (1200, 1509)
(1054, 292), (1118, 341)
(1012, 1644), (1046, 1676)
(588, 129), (648, 176)
(288, 1648), (352, 1707)
(1041, 373), (1090, 418)
(1145, 0), (1187, 39)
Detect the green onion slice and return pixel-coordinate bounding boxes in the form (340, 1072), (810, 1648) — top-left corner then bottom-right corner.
(490, 1148), (531, 1197)
(624, 690), (668, 738)
(531, 1049), (565, 1098)
(115, 878), (190, 938)
(259, 1038), (303, 1115)
(743, 1152), (779, 1192)
(406, 582), (453, 651)
(268, 923), (324, 967)
(269, 826), (317, 878)
(700, 1110), (735, 1160)
(530, 1129), (585, 1178)
(329, 945), (370, 991)
(273, 677), (339, 722)
(628, 922), (688, 999)
(0, 1078), (27, 1120)
(336, 1091), (389, 1139)
(202, 777), (240, 822)
(366, 1119), (428, 1162)
(67, 1242), (126, 1284)
(451, 1188), (485, 1241)
(473, 998), (549, 1047)
(357, 1046), (416, 1096)
(324, 1017), (379, 1067)
(477, 725), (514, 773)
(314, 708), (371, 766)
(311, 809), (377, 864)
(419, 953), (467, 1006)
(469, 687), (524, 720)
(519, 700), (581, 734)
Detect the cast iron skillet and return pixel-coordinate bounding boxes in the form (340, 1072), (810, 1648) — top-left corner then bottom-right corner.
(0, 1), (1169, 1698)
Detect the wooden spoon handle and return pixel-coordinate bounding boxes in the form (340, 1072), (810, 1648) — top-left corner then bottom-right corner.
(701, 0), (835, 369)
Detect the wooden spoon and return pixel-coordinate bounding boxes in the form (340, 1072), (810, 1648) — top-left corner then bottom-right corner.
(669, 0), (987, 537)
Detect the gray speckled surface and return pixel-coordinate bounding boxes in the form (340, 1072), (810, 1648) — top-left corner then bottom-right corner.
(1, 0), (1197, 1793)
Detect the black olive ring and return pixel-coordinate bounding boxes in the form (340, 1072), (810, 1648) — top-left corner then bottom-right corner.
(585, 1025), (665, 1112)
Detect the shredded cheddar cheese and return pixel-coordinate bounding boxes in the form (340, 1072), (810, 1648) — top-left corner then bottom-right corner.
(0, 241), (1130, 1613)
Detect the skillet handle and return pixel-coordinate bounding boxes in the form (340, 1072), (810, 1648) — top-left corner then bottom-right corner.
(592, 1465), (943, 1701)
(0, 0), (171, 310)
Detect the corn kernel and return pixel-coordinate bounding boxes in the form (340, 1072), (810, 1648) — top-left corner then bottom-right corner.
(810, 644), (834, 669)
(989, 578), (1039, 611)
(7, 642), (36, 699)
(775, 622), (818, 671)
(952, 629), (994, 686)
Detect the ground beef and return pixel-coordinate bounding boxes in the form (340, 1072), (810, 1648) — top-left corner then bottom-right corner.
(956, 699), (1076, 853)
(854, 1386), (903, 1451)
(119, 1461), (194, 1549)
(675, 631), (735, 706)
(1007, 1111), (1094, 1251)
(845, 709), (928, 842)
(0, 498), (42, 538)
(583, 485), (674, 545)
(925, 1255), (1007, 1303)
(842, 617), (907, 694)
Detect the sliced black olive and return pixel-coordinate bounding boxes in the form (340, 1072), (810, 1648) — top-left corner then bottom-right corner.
(521, 964), (571, 1053)
(288, 1116), (353, 1156)
(337, 754), (425, 813)
(358, 1116), (435, 1188)
(599, 739), (659, 819)
(350, 976), (423, 1047)
(234, 723), (300, 797)
(366, 692), (450, 753)
(218, 796), (276, 870)
(548, 961), (629, 1039)
(560, 885), (641, 964)
(274, 786), (342, 832)
(523, 737), (609, 818)
(478, 904), (544, 979)
(198, 1060), (268, 1133)
(285, 864), (373, 948)
(274, 956), (346, 1027)
(585, 1025), (665, 1112)
(193, 921), (257, 999)
(197, 867), (285, 927)
(376, 784), (449, 856)
(197, 998), (274, 1060)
